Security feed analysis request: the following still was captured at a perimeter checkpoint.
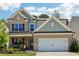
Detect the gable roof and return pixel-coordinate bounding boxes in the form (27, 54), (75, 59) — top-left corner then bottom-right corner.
(20, 9), (35, 19)
(69, 16), (79, 25)
(8, 9), (35, 19)
(34, 16), (72, 32)
(18, 12), (27, 18)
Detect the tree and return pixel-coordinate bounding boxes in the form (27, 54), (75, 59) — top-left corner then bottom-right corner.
(33, 15), (37, 18)
(0, 32), (8, 48)
(0, 19), (9, 50)
(69, 38), (79, 52)
(39, 14), (49, 18)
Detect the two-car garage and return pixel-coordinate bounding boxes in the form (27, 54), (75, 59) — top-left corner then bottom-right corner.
(33, 33), (73, 51)
(33, 15), (73, 51)
(38, 38), (68, 51)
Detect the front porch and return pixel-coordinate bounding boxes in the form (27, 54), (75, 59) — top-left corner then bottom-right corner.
(9, 33), (33, 50)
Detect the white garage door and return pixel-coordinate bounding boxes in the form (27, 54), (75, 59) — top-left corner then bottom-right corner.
(38, 38), (68, 51)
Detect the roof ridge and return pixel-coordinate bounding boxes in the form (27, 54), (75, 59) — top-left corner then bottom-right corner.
(7, 9), (35, 19)
(19, 12), (27, 18)
(21, 9), (35, 19)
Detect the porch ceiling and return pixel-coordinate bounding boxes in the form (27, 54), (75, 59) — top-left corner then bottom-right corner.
(9, 33), (33, 37)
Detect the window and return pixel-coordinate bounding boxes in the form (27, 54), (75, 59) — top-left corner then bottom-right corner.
(12, 24), (24, 32)
(19, 24), (24, 31)
(51, 23), (54, 27)
(11, 38), (24, 47)
(29, 23), (35, 32)
(15, 24), (18, 31)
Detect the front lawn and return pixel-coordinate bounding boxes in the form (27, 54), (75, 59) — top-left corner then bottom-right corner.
(0, 53), (36, 56)
(0, 51), (36, 56)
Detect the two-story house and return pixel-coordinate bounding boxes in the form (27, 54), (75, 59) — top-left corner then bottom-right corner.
(7, 9), (74, 51)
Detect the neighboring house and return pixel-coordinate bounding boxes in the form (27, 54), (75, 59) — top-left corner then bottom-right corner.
(69, 16), (79, 40)
(7, 9), (74, 51)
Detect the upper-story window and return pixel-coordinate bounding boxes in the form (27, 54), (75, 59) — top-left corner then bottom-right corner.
(12, 23), (24, 32)
(29, 23), (35, 32)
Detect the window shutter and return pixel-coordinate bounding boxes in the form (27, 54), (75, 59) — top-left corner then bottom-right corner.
(12, 24), (14, 31)
(23, 24), (24, 31)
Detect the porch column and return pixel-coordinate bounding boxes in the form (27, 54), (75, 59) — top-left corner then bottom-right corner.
(24, 37), (27, 48)
(9, 37), (12, 47)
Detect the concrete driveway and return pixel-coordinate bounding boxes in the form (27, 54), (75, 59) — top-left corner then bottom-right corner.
(36, 52), (79, 56)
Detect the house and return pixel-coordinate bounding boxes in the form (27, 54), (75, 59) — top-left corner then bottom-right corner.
(7, 9), (74, 51)
(69, 16), (79, 40)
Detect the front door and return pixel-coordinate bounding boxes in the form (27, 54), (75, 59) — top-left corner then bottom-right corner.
(25, 39), (33, 50)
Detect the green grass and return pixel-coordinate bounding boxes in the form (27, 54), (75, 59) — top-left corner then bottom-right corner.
(0, 48), (36, 56)
(0, 52), (36, 56)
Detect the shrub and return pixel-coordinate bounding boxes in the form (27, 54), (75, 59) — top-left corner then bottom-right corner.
(5, 48), (14, 54)
(69, 38), (79, 52)
(7, 50), (14, 54)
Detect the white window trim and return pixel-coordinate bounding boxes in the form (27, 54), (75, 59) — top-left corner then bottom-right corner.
(51, 23), (54, 27)
(29, 23), (35, 32)
(13, 24), (24, 32)
(14, 24), (19, 32)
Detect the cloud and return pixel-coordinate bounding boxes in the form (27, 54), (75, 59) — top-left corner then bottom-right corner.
(24, 6), (36, 11)
(37, 7), (47, 12)
(29, 12), (39, 15)
(0, 3), (21, 12)
(57, 3), (74, 19)
(29, 12), (47, 16)
(24, 6), (48, 15)
(1, 3), (79, 19)
(57, 3), (79, 19)
(24, 3), (79, 19)
(46, 8), (54, 13)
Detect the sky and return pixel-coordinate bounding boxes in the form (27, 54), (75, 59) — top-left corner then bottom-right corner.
(0, 3), (79, 20)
